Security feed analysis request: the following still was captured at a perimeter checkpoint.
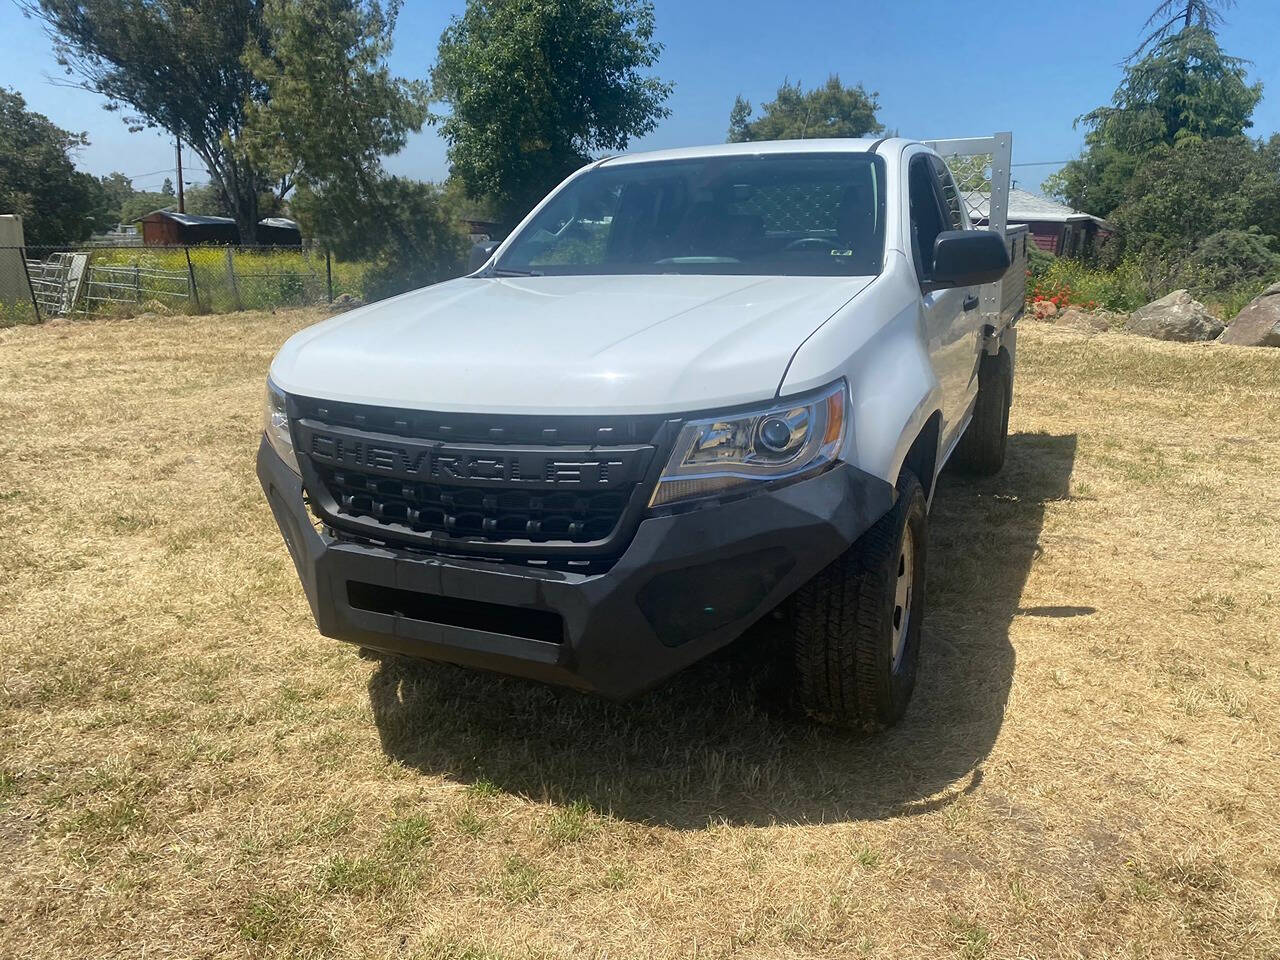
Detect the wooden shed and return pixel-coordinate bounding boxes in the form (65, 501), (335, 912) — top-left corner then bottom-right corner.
(136, 210), (240, 246)
(969, 188), (1113, 257)
(134, 210), (303, 247)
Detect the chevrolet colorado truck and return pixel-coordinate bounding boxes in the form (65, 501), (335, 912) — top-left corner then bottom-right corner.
(259, 134), (1027, 727)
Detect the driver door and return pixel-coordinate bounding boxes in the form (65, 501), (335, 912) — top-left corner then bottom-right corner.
(908, 154), (978, 452)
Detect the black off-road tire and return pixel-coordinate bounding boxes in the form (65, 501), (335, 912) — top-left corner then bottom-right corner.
(787, 472), (928, 729)
(952, 349), (1013, 476)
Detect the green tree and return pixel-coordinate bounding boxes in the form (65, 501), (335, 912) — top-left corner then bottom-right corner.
(294, 177), (469, 297)
(118, 191), (172, 223)
(180, 182), (231, 218)
(1104, 135), (1280, 264)
(0, 88), (108, 243)
(160, 176), (175, 197)
(96, 170), (137, 223)
(728, 76), (883, 143)
(1130, 0), (1235, 59)
(1046, 27), (1261, 218)
(244, 0), (428, 254)
(432, 0), (673, 229)
(24, 0), (283, 243)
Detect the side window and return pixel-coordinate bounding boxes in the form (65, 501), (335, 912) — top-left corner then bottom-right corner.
(908, 156), (949, 282)
(930, 156), (965, 231)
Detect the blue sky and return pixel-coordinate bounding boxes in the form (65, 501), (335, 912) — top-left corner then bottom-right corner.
(3, 0), (1279, 197)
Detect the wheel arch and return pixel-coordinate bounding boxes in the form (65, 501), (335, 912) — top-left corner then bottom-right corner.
(897, 410), (943, 502)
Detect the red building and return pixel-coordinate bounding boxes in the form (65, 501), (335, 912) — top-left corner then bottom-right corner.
(969, 188), (1113, 257)
(135, 210), (302, 247)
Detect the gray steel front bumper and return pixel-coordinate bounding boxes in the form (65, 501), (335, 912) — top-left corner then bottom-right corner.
(257, 437), (895, 698)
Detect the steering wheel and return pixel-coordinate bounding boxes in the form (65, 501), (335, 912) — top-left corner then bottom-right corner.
(784, 237), (839, 251)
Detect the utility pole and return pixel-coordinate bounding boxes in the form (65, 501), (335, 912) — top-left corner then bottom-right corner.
(175, 138), (186, 213)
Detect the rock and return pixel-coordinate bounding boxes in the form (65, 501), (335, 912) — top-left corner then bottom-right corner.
(1054, 307), (1113, 333)
(1127, 289), (1223, 342)
(328, 293), (366, 313)
(1032, 299), (1058, 320)
(1219, 281), (1280, 347)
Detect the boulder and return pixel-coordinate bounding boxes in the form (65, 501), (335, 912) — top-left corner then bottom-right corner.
(1219, 282), (1280, 347)
(327, 293), (366, 313)
(1031, 299), (1058, 320)
(1054, 307), (1113, 333)
(1127, 289), (1223, 342)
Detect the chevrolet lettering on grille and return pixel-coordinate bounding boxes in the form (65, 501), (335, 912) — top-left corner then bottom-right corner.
(295, 420), (652, 489)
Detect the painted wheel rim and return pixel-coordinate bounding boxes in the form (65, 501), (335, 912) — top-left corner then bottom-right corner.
(891, 526), (914, 672)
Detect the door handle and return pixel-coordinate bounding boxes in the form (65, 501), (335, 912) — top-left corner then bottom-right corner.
(963, 293), (979, 311)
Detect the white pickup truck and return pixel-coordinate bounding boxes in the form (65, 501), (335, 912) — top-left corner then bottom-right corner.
(259, 134), (1027, 727)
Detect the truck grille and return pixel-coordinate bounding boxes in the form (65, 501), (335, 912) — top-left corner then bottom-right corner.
(290, 396), (676, 561)
(319, 469), (628, 543)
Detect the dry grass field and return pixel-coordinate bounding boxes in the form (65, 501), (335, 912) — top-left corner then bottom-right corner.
(1, 308), (1278, 959)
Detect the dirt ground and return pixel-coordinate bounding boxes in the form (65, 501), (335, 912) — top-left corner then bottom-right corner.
(1, 308), (1277, 959)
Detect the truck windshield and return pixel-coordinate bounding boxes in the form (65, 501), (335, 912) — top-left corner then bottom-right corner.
(494, 153), (887, 277)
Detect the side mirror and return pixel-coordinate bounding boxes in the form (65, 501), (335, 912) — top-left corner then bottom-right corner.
(928, 230), (1010, 289)
(468, 240), (499, 273)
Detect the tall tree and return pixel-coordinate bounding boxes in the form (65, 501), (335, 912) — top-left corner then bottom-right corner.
(728, 76), (883, 143)
(1130, 0), (1235, 60)
(0, 88), (108, 243)
(23, 0), (281, 243)
(432, 0), (674, 229)
(244, 0), (428, 253)
(1104, 135), (1280, 263)
(1046, 27), (1260, 217)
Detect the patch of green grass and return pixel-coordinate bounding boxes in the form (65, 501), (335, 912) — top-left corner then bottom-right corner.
(466, 776), (500, 799)
(454, 808), (488, 838)
(237, 890), (323, 947)
(949, 915), (991, 959)
(384, 814), (434, 855)
(602, 864), (634, 890)
(543, 799), (595, 846)
(496, 855), (540, 903)
(853, 844), (880, 869)
(0, 768), (17, 801)
(317, 854), (393, 897)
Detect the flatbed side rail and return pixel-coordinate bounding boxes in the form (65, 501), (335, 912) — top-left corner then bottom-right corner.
(921, 132), (1013, 327)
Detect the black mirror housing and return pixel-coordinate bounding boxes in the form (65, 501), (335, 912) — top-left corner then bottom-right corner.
(468, 241), (499, 273)
(929, 230), (1010, 288)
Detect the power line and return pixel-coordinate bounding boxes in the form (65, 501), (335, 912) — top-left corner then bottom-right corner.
(120, 167), (177, 179)
(1012, 160), (1072, 167)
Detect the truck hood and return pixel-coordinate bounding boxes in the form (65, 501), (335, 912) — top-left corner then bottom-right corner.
(270, 273), (874, 415)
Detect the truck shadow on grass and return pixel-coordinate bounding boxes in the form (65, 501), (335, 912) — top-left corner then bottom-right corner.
(368, 432), (1078, 829)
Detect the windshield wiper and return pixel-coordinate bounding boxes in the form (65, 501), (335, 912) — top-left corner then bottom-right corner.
(491, 267), (543, 277)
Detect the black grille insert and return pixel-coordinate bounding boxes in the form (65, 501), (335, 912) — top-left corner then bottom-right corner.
(320, 467), (629, 543)
(348, 581), (564, 644)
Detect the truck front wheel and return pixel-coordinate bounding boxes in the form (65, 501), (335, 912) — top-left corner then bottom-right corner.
(787, 471), (928, 729)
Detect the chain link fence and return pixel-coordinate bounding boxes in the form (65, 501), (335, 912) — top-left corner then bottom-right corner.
(1, 242), (373, 326)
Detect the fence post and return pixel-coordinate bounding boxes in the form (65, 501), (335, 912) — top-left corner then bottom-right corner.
(225, 246), (242, 311)
(19, 247), (41, 324)
(184, 246), (201, 311)
(325, 247), (333, 303)
(134, 264), (141, 303)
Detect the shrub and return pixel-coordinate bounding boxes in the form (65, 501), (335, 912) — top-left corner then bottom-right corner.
(1188, 229), (1280, 293)
(1027, 243), (1056, 283)
(1027, 257), (1149, 312)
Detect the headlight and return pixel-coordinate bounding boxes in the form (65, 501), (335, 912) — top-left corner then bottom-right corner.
(649, 380), (847, 508)
(263, 376), (300, 474)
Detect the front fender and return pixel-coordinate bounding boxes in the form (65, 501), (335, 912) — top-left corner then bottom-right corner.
(780, 256), (942, 488)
